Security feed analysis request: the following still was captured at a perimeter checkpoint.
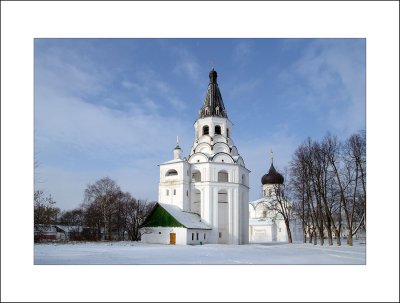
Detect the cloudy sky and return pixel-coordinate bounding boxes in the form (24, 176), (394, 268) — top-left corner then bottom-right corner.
(34, 38), (366, 211)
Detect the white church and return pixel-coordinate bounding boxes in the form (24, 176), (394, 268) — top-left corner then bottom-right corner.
(248, 155), (302, 243)
(140, 68), (250, 245)
(140, 68), (299, 245)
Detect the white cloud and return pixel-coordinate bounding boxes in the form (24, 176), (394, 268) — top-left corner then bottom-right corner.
(172, 48), (201, 84)
(278, 40), (365, 136)
(232, 40), (252, 65)
(35, 46), (191, 209)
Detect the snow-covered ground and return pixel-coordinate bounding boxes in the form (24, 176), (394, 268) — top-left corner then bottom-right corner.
(34, 240), (366, 265)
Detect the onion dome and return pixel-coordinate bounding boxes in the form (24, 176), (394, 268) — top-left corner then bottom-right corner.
(261, 163), (284, 185)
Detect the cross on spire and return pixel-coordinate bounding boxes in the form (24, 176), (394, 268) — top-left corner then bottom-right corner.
(175, 135), (181, 149)
(270, 149), (274, 164)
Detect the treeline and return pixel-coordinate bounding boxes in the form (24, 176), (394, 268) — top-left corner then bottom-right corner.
(289, 131), (366, 246)
(34, 177), (154, 241)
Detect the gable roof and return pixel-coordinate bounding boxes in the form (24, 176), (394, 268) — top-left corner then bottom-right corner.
(141, 203), (211, 230)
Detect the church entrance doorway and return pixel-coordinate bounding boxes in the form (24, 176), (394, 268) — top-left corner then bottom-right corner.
(169, 233), (176, 245)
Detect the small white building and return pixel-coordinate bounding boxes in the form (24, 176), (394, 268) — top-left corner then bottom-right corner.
(140, 203), (212, 245)
(140, 68), (250, 245)
(249, 158), (302, 243)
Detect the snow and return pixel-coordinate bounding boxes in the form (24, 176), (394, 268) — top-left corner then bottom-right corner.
(162, 159), (185, 164)
(158, 203), (212, 229)
(34, 240), (366, 265)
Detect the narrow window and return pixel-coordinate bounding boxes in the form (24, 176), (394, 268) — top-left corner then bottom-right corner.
(192, 233), (194, 240)
(166, 189), (169, 196)
(219, 232), (222, 238)
(192, 171), (201, 182)
(203, 125), (209, 135)
(218, 170), (229, 182)
(196, 233), (199, 240)
(159, 232), (161, 235)
(204, 233), (206, 240)
(215, 125), (221, 135)
(227, 128), (229, 138)
(173, 189), (176, 195)
(269, 189), (272, 197)
(279, 228), (282, 232)
(186, 190), (188, 197)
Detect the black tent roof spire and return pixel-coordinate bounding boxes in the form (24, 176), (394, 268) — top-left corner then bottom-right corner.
(199, 67), (228, 118)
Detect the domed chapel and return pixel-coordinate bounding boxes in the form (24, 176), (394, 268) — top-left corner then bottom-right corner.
(140, 68), (250, 245)
(248, 152), (302, 242)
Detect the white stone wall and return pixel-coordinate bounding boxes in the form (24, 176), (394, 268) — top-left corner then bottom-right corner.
(159, 160), (191, 211)
(157, 107), (250, 245)
(140, 227), (211, 245)
(249, 225), (274, 242)
(140, 227), (188, 245)
(186, 229), (211, 245)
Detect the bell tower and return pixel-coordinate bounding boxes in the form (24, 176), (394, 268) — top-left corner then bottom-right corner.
(187, 67), (250, 244)
(157, 67), (250, 244)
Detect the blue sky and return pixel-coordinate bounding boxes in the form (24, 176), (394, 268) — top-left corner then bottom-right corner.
(34, 38), (366, 211)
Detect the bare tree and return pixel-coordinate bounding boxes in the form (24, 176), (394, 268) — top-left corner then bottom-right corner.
(290, 144), (316, 244)
(290, 132), (366, 246)
(83, 177), (121, 241)
(264, 178), (294, 243)
(34, 190), (60, 241)
(80, 177), (155, 242)
(123, 194), (155, 241)
(341, 132), (366, 245)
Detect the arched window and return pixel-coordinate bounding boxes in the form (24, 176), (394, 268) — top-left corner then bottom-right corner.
(203, 125), (209, 135)
(227, 128), (229, 138)
(215, 125), (221, 135)
(218, 170), (229, 182)
(192, 170), (201, 182)
(165, 169), (178, 176)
